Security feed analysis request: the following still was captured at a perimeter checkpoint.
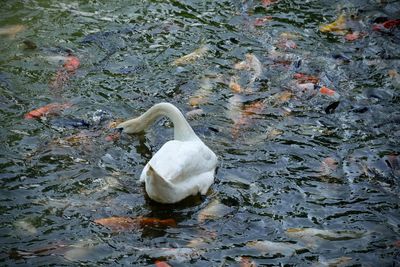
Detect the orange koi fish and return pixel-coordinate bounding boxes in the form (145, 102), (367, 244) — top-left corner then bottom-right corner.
(50, 54), (80, 90)
(293, 73), (319, 84)
(319, 86), (335, 96)
(232, 100), (265, 138)
(24, 103), (72, 119)
(63, 55), (80, 72)
(319, 86), (340, 99)
(373, 19), (400, 32)
(155, 260), (172, 267)
(94, 216), (177, 232)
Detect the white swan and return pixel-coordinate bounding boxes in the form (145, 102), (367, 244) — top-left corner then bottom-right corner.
(117, 103), (218, 204)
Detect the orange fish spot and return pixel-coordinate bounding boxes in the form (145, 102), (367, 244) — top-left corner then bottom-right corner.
(254, 16), (272, 27)
(64, 56), (80, 72)
(105, 132), (121, 142)
(155, 260), (172, 267)
(319, 86), (335, 96)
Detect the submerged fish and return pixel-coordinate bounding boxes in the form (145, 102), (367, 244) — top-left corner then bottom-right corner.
(319, 86), (340, 99)
(49, 54), (80, 90)
(50, 118), (90, 129)
(373, 19), (400, 32)
(139, 247), (200, 262)
(240, 256), (257, 267)
(155, 260), (172, 267)
(286, 227), (366, 247)
(234, 53), (262, 85)
(247, 240), (303, 256)
(105, 132), (121, 142)
(0, 24), (26, 38)
(198, 199), (232, 223)
(94, 216), (177, 232)
(320, 14), (348, 35)
(173, 45), (209, 66)
(315, 256), (352, 267)
(229, 76), (242, 93)
(262, 0), (280, 8)
(14, 219), (37, 235)
(388, 69), (400, 89)
(188, 76), (214, 107)
(254, 16), (273, 27)
(23, 40), (37, 50)
(24, 103), (72, 119)
(294, 73), (319, 84)
(344, 31), (365, 41)
(63, 55), (80, 72)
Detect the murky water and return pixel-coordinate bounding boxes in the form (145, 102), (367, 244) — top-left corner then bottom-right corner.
(1, 0), (400, 266)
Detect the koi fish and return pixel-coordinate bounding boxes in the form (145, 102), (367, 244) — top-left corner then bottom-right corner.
(344, 31), (364, 41)
(0, 24), (25, 38)
(262, 0), (279, 8)
(55, 131), (98, 147)
(105, 132), (121, 142)
(198, 199), (232, 223)
(319, 157), (338, 176)
(247, 240), (303, 256)
(286, 228), (366, 242)
(50, 54), (80, 90)
(50, 118), (90, 129)
(254, 16), (272, 27)
(185, 108), (204, 120)
(388, 69), (400, 89)
(373, 19), (400, 32)
(234, 53), (262, 85)
(231, 100), (266, 138)
(94, 216), (176, 232)
(319, 86), (340, 99)
(173, 45), (209, 66)
(317, 256), (352, 267)
(9, 243), (68, 260)
(155, 260), (172, 267)
(229, 76), (242, 93)
(135, 247), (200, 262)
(276, 32), (298, 50)
(188, 77), (213, 107)
(294, 73), (319, 84)
(320, 14), (347, 35)
(63, 55), (80, 72)
(24, 103), (72, 119)
(240, 256), (257, 267)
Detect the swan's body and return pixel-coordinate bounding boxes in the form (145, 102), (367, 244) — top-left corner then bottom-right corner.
(117, 103), (217, 204)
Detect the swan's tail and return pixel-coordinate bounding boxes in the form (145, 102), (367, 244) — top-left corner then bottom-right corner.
(147, 165), (171, 187)
(146, 165), (177, 203)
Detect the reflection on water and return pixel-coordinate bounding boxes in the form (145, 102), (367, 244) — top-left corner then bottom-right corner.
(1, 0), (399, 265)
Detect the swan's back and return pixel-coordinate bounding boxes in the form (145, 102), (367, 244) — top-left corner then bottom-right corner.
(148, 140), (217, 182)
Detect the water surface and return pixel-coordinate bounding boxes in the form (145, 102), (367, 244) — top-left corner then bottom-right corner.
(1, 0), (400, 266)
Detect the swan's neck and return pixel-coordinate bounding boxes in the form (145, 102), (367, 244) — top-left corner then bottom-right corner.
(129, 103), (199, 141)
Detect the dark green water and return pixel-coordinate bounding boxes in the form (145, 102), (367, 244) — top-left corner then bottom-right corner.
(1, 0), (400, 266)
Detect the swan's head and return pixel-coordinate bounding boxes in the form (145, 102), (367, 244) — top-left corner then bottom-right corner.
(116, 118), (142, 134)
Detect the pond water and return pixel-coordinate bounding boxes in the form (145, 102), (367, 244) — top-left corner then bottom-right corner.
(1, 0), (400, 266)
